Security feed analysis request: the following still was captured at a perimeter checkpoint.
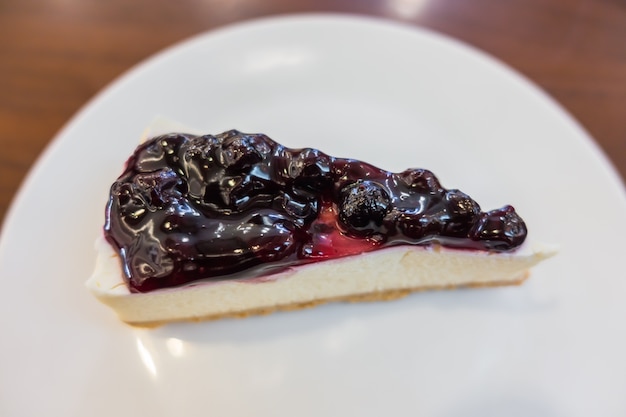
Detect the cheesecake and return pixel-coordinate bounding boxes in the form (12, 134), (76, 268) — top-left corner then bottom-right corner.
(87, 122), (556, 326)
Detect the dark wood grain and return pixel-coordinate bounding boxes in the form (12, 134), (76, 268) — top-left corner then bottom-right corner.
(1, 0), (624, 230)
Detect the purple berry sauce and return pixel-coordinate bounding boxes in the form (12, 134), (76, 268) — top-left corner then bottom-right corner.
(104, 131), (527, 293)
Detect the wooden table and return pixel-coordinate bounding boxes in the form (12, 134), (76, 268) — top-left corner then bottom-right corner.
(1, 0), (624, 230)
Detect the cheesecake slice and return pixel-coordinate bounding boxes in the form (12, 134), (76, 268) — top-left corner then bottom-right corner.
(87, 122), (556, 326)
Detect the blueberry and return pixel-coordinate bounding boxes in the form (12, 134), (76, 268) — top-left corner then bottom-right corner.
(442, 189), (481, 236)
(288, 149), (331, 179)
(113, 169), (182, 223)
(111, 182), (147, 224)
(469, 205), (527, 249)
(339, 180), (391, 236)
(217, 131), (263, 171)
(281, 192), (316, 223)
(135, 134), (189, 173)
(183, 134), (219, 161)
(290, 149), (333, 197)
(399, 168), (442, 193)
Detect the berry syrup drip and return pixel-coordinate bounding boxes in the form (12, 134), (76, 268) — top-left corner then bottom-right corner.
(104, 131), (527, 292)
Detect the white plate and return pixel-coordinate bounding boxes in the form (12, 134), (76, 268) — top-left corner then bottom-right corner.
(1, 14), (625, 417)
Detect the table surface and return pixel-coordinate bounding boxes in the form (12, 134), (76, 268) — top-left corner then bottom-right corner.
(1, 0), (624, 231)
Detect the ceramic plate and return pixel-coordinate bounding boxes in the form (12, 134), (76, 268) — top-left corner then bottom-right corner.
(1, 14), (625, 416)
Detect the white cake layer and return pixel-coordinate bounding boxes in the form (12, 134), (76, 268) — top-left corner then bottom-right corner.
(87, 236), (556, 325)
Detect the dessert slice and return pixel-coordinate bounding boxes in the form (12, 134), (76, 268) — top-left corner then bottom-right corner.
(87, 124), (555, 326)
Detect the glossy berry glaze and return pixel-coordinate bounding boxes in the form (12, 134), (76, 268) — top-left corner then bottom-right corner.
(104, 131), (527, 293)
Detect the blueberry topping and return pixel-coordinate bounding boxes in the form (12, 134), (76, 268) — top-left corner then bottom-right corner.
(104, 131), (528, 292)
